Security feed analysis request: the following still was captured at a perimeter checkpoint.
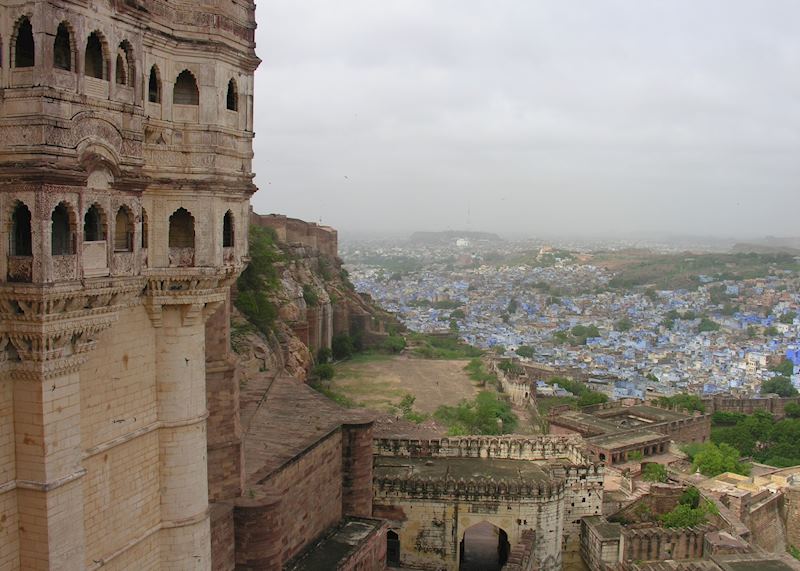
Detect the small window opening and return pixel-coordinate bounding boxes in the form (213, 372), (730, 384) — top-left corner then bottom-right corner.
(114, 207), (132, 251)
(148, 65), (161, 103)
(51, 203), (74, 255)
(169, 208), (195, 248)
(141, 208), (148, 248)
(84, 204), (105, 241)
(115, 53), (126, 84)
(14, 17), (35, 68)
(226, 78), (238, 111)
(84, 32), (105, 79)
(173, 69), (199, 105)
(11, 202), (33, 256)
(53, 22), (72, 71)
(223, 211), (234, 247)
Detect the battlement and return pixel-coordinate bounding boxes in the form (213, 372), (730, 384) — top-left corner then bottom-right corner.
(374, 434), (589, 463)
(374, 474), (566, 501)
(250, 211), (339, 258)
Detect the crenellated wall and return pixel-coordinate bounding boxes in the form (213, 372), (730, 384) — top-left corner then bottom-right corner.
(622, 524), (709, 561)
(250, 212), (338, 258)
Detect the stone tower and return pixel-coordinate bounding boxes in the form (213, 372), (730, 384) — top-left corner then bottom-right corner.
(0, 1), (258, 569)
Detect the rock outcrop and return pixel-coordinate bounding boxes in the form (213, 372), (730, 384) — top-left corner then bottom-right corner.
(232, 211), (396, 382)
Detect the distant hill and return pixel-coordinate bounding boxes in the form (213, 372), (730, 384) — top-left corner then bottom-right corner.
(408, 231), (504, 245)
(732, 239), (800, 255)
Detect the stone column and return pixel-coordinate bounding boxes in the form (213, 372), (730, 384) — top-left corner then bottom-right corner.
(145, 271), (231, 571)
(12, 367), (87, 571)
(2, 281), (137, 571)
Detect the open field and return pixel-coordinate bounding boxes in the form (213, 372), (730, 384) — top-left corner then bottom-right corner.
(331, 355), (482, 414)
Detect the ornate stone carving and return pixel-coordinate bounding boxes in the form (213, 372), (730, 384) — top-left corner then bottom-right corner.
(143, 267), (241, 327)
(0, 278), (144, 379)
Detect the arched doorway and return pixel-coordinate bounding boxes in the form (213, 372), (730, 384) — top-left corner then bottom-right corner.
(386, 530), (400, 567)
(459, 522), (510, 571)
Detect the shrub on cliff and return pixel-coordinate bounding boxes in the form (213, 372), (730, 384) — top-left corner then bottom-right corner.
(235, 226), (281, 335)
(381, 334), (406, 354)
(312, 363), (335, 380)
(434, 391), (517, 435)
(302, 284), (319, 306)
(332, 334), (355, 360)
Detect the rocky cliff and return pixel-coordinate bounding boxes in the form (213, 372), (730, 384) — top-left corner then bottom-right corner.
(233, 211), (395, 382)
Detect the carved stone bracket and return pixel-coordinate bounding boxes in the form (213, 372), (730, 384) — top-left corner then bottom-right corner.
(0, 277), (145, 380)
(143, 266), (241, 328)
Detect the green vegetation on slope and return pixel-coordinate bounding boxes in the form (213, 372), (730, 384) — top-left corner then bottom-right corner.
(434, 391), (518, 436)
(409, 332), (483, 359)
(597, 250), (799, 291)
(710, 410), (800, 467)
(235, 226), (282, 335)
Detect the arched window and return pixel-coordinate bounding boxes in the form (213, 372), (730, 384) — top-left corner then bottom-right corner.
(173, 70), (199, 105)
(115, 53), (126, 84)
(223, 211), (234, 247)
(169, 208), (194, 248)
(10, 202), (32, 256)
(84, 31), (106, 79)
(116, 40), (133, 85)
(51, 203), (74, 255)
(141, 208), (148, 248)
(226, 78), (238, 111)
(83, 204), (105, 241)
(14, 16), (35, 68)
(148, 65), (161, 103)
(53, 22), (72, 71)
(114, 207), (133, 251)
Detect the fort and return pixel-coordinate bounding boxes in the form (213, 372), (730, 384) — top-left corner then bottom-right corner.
(548, 401), (710, 465)
(372, 435), (604, 570)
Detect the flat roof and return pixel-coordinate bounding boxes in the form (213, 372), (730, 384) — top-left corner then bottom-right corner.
(597, 405), (691, 423)
(285, 517), (384, 571)
(587, 429), (667, 449)
(583, 516), (622, 541)
(374, 456), (552, 483)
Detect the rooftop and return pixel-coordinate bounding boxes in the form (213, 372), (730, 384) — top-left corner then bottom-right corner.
(587, 428), (667, 449)
(284, 517), (385, 571)
(240, 374), (373, 485)
(374, 456), (552, 483)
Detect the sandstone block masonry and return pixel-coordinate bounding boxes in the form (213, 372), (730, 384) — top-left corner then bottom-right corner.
(0, 0), (257, 569)
(373, 435), (603, 571)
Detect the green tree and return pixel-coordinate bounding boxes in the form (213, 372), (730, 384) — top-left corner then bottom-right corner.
(578, 391), (608, 407)
(692, 442), (749, 477)
(516, 345), (535, 359)
(779, 311), (797, 325)
(312, 363), (335, 380)
(302, 284), (319, 306)
(771, 359), (795, 377)
(765, 325), (779, 337)
(657, 394), (705, 413)
(434, 391), (518, 435)
(761, 376), (798, 397)
(697, 317), (721, 333)
(507, 298), (519, 314)
(332, 334), (355, 360)
(381, 334), (406, 354)
(451, 308), (466, 319)
(642, 463), (668, 483)
(317, 347), (332, 364)
(615, 317), (633, 332)
(784, 402), (800, 419)
(235, 226), (281, 334)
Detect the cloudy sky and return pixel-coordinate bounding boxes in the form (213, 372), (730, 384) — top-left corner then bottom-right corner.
(251, 1), (800, 240)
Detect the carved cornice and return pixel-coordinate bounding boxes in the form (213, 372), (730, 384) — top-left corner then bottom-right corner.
(143, 266), (242, 327)
(0, 278), (145, 380)
(374, 474), (566, 501)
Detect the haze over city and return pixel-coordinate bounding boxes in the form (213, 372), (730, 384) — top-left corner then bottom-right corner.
(252, 0), (800, 240)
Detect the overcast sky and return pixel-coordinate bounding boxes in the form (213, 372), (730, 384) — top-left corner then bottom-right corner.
(251, 1), (800, 240)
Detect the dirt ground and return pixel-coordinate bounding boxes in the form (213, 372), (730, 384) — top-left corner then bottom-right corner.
(331, 355), (481, 414)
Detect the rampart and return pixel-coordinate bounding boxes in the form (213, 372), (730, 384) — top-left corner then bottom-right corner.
(503, 529), (539, 571)
(250, 211), (338, 258)
(700, 394), (800, 419)
(622, 524), (710, 561)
